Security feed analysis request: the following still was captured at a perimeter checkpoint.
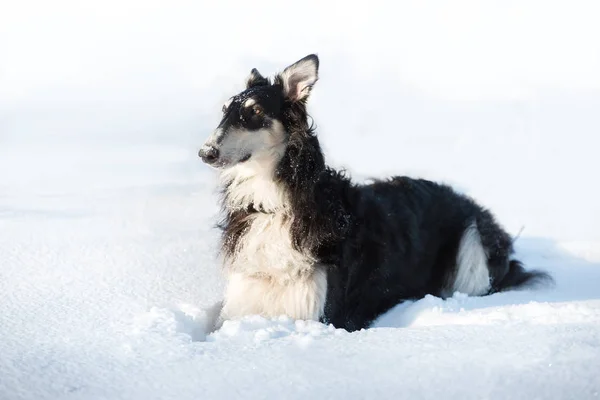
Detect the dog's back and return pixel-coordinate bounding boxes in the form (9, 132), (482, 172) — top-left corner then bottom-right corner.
(321, 176), (551, 330)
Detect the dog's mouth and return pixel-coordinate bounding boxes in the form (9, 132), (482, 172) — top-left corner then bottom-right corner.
(202, 153), (252, 170)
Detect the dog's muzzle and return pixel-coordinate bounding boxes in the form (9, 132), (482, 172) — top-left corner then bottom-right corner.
(198, 145), (220, 165)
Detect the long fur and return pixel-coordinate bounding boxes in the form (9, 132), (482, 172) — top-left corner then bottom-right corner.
(204, 55), (552, 332)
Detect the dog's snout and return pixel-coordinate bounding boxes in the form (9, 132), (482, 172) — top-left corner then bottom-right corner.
(199, 145), (220, 164)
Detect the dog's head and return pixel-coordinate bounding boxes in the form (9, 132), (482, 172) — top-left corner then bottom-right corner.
(199, 54), (319, 169)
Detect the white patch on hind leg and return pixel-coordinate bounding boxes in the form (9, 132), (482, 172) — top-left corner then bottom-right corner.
(451, 222), (491, 296)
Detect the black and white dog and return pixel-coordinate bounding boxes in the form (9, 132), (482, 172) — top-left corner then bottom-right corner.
(199, 54), (551, 332)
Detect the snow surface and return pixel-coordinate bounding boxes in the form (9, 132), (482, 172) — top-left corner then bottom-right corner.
(1, 1), (600, 399)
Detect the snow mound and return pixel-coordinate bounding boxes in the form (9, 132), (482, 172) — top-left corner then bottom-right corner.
(132, 305), (346, 346)
(374, 293), (600, 328)
(131, 302), (222, 342)
(208, 316), (346, 344)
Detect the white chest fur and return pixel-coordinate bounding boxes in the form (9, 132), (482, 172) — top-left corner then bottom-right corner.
(221, 212), (328, 322)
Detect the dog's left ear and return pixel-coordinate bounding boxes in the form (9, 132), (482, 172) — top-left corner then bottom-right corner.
(246, 68), (269, 89)
(278, 54), (319, 102)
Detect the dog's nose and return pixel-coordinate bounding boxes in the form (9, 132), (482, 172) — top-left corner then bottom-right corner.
(198, 145), (220, 164)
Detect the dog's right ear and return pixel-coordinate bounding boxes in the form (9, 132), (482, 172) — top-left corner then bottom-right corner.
(246, 68), (269, 89)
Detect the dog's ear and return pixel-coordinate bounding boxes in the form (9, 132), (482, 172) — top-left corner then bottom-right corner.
(246, 68), (269, 89)
(277, 54), (319, 103)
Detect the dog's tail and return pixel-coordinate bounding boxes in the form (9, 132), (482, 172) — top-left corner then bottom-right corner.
(493, 260), (554, 292)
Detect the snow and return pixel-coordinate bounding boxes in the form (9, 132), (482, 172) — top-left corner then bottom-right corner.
(1, 1), (600, 399)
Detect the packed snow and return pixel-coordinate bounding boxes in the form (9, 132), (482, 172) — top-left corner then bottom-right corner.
(1, 1), (600, 399)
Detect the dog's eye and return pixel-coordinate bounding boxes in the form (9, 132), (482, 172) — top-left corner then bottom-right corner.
(253, 107), (264, 116)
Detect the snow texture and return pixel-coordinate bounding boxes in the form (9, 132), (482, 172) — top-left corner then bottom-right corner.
(1, 1), (600, 399)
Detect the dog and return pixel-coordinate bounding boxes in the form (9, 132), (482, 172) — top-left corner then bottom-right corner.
(198, 54), (551, 332)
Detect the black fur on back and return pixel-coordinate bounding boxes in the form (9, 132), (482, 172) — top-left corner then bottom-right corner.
(214, 58), (552, 332)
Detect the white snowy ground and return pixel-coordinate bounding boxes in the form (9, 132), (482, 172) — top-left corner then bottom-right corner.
(1, 1), (600, 399)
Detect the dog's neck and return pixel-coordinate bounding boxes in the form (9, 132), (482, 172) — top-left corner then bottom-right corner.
(219, 127), (326, 217)
(217, 130), (350, 267)
(219, 157), (289, 214)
